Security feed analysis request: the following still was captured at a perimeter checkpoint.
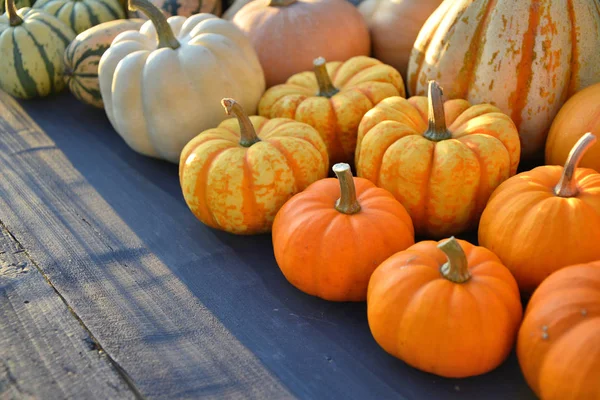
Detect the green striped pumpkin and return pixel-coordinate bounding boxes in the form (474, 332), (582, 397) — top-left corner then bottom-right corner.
(64, 18), (143, 108)
(33, 0), (125, 34)
(0, 0), (32, 14)
(0, 3), (76, 99)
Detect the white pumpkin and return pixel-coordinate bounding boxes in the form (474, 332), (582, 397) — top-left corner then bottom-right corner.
(98, 0), (266, 163)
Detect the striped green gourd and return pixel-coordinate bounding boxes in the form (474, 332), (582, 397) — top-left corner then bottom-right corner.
(64, 18), (143, 108)
(0, 0), (31, 13)
(33, 0), (125, 34)
(0, 0), (76, 99)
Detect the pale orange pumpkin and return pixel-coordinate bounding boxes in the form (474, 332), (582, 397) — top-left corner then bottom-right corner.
(407, 0), (600, 159)
(355, 80), (520, 238)
(517, 261), (600, 400)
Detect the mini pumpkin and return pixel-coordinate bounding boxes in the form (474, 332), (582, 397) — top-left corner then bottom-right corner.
(259, 56), (405, 166)
(272, 163), (414, 301)
(355, 80), (520, 238)
(0, 0), (30, 14)
(33, 0), (125, 34)
(128, 0), (221, 20)
(367, 237), (523, 378)
(180, 98), (329, 235)
(479, 133), (600, 293)
(517, 261), (600, 400)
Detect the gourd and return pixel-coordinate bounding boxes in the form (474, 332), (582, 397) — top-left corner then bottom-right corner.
(517, 261), (600, 400)
(98, 0), (265, 163)
(179, 98), (329, 235)
(33, 0), (125, 34)
(128, 0), (221, 20)
(0, 0), (76, 99)
(479, 133), (600, 293)
(0, 0), (30, 14)
(407, 0), (600, 159)
(545, 82), (600, 171)
(358, 0), (442, 80)
(367, 237), (523, 378)
(259, 56), (404, 166)
(64, 18), (144, 108)
(231, 0), (371, 88)
(272, 163), (414, 301)
(355, 80), (520, 238)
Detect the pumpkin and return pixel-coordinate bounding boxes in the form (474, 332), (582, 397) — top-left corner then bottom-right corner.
(231, 0), (371, 88)
(179, 98), (329, 235)
(259, 56), (404, 166)
(98, 0), (265, 164)
(479, 133), (600, 293)
(272, 163), (414, 301)
(367, 237), (523, 378)
(0, 0), (30, 14)
(355, 80), (520, 238)
(221, 0), (249, 19)
(407, 0), (600, 159)
(0, 0), (76, 99)
(128, 0), (221, 20)
(33, 0), (125, 34)
(545, 82), (600, 171)
(64, 18), (144, 108)
(358, 0), (442, 81)
(518, 261), (600, 400)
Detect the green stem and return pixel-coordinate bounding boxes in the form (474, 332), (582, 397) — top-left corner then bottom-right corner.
(221, 98), (261, 148)
(6, 0), (23, 26)
(438, 237), (471, 283)
(313, 57), (339, 98)
(554, 132), (597, 197)
(128, 0), (180, 49)
(423, 80), (451, 142)
(268, 0), (296, 5)
(333, 163), (361, 215)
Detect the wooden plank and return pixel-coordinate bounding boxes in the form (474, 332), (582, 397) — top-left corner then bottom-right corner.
(0, 91), (536, 399)
(0, 221), (136, 399)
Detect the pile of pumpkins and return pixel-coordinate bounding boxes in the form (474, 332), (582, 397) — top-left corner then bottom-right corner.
(1, 0), (600, 398)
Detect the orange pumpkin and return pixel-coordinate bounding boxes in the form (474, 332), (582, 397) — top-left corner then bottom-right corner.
(367, 237), (523, 378)
(231, 0), (370, 88)
(128, 0), (221, 18)
(479, 133), (600, 293)
(259, 56), (405, 166)
(179, 98), (329, 235)
(546, 82), (600, 171)
(272, 163), (414, 301)
(355, 80), (520, 238)
(407, 0), (600, 159)
(517, 261), (600, 400)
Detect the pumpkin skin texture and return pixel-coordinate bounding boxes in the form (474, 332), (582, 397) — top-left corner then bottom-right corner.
(0, 1), (76, 99)
(358, 0), (442, 81)
(33, 0), (126, 34)
(407, 0), (600, 160)
(479, 133), (600, 294)
(517, 262), (600, 400)
(98, 0), (265, 164)
(180, 99), (329, 235)
(355, 80), (520, 238)
(128, 0), (222, 20)
(259, 56), (405, 166)
(546, 82), (600, 171)
(367, 237), (523, 378)
(272, 163), (414, 302)
(64, 18), (144, 108)
(232, 0), (371, 88)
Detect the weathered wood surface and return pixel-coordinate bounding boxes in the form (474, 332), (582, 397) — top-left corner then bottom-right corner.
(0, 90), (537, 399)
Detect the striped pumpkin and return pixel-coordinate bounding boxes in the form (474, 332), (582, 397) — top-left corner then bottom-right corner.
(128, 0), (222, 18)
(0, 2), (76, 99)
(64, 18), (144, 108)
(33, 0), (126, 34)
(0, 0), (31, 14)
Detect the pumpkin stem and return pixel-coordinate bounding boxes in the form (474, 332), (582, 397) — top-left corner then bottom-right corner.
(333, 163), (361, 215)
(128, 0), (180, 49)
(6, 0), (23, 26)
(438, 237), (471, 283)
(222, 98), (261, 147)
(313, 57), (339, 98)
(554, 132), (597, 197)
(268, 0), (296, 6)
(423, 80), (451, 142)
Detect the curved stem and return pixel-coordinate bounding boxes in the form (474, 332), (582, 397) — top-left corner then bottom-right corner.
(128, 0), (180, 49)
(222, 98), (261, 148)
(268, 0), (296, 6)
(438, 237), (471, 283)
(313, 57), (339, 98)
(423, 80), (451, 142)
(6, 0), (23, 26)
(554, 132), (597, 197)
(333, 163), (361, 215)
